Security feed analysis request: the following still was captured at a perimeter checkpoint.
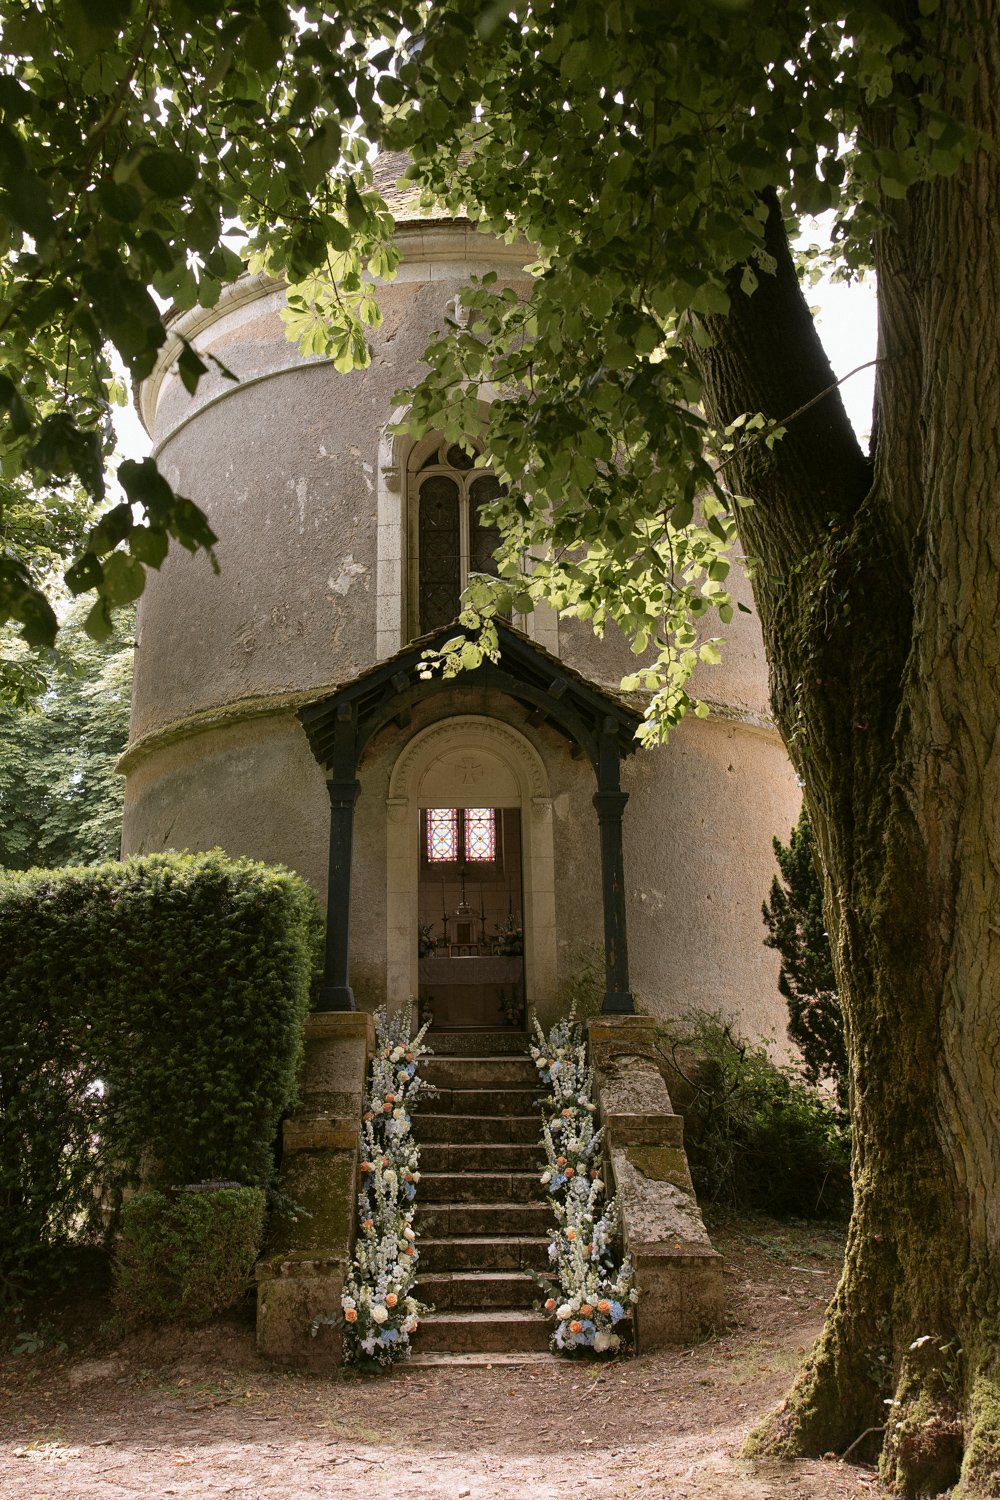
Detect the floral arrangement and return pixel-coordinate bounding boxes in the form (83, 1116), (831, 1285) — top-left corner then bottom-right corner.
(531, 1001), (637, 1355)
(495, 913), (524, 955)
(315, 1005), (435, 1368)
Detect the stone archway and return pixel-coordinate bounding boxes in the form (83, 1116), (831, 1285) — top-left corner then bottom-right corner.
(384, 715), (556, 1020)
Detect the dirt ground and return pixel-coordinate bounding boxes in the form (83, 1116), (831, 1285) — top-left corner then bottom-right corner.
(0, 1216), (889, 1500)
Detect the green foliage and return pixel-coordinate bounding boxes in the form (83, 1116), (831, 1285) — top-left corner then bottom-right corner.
(0, 604), (133, 868)
(0, 0), (975, 734)
(657, 1012), (851, 1221)
(0, 0), (403, 671)
(112, 1187), (266, 1327)
(0, 849), (320, 1296)
(763, 807), (847, 1108)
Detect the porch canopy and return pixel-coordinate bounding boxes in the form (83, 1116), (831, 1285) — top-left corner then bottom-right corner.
(298, 621), (644, 1015)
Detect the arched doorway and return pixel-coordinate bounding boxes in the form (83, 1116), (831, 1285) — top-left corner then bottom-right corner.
(385, 716), (557, 1027)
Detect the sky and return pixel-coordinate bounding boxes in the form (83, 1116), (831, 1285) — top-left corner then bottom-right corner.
(808, 274), (878, 445)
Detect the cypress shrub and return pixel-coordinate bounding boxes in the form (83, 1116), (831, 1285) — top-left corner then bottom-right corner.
(0, 850), (321, 1295)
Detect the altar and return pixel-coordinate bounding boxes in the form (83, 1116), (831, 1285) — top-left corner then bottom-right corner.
(418, 953), (524, 1029)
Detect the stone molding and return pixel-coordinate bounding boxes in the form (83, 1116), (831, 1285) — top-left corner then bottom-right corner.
(139, 224), (532, 439)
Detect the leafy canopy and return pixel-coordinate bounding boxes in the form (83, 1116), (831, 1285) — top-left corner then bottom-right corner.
(0, 0), (973, 728)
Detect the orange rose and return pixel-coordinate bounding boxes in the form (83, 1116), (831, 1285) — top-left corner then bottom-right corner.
(404, 1244), (415, 1256)
(544, 1297), (556, 1311)
(556, 1156), (567, 1167)
(569, 1320), (583, 1334)
(386, 1093), (395, 1103)
(361, 1219), (373, 1231)
(360, 1161), (373, 1173)
(566, 1229), (575, 1241)
(383, 1103), (392, 1113)
(363, 1112), (374, 1122)
(564, 1167), (575, 1178)
(386, 1293), (398, 1308)
(597, 1299), (612, 1314)
(581, 1304), (593, 1317)
(345, 1308), (358, 1323)
(561, 1109), (572, 1118)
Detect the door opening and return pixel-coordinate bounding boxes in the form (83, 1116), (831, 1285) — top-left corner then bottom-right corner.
(416, 805), (525, 1030)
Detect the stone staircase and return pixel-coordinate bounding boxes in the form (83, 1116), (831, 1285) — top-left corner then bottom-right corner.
(412, 1030), (553, 1354)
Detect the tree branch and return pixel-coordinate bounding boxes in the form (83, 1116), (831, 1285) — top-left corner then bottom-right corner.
(691, 189), (874, 573)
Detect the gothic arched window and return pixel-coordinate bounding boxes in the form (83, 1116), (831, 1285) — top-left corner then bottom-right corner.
(407, 436), (504, 638)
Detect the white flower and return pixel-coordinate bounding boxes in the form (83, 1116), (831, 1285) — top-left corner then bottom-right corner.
(556, 1303), (573, 1320)
(397, 1069), (409, 1083)
(540, 1170), (552, 1185)
(371, 1305), (389, 1325)
(534, 1057), (546, 1070)
(592, 1179), (605, 1192)
(403, 1226), (416, 1241)
(391, 1046), (405, 1062)
(593, 1331), (612, 1352)
(342, 1296), (356, 1310)
(402, 1315), (417, 1333)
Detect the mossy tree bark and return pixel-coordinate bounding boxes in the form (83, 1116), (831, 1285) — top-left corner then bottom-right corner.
(692, 4), (1000, 1492)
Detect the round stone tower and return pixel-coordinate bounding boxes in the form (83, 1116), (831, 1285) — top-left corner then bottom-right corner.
(122, 156), (800, 1040)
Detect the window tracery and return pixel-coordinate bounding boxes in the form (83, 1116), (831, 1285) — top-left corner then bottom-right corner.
(407, 436), (505, 637)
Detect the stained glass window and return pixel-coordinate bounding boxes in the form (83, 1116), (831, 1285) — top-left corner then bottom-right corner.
(464, 808), (496, 862)
(426, 807), (458, 862)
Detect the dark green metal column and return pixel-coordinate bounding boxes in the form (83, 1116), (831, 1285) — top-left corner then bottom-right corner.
(594, 717), (635, 1015)
(317, 705), (360, 1012)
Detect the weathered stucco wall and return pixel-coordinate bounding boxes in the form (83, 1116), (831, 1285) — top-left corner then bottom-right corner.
(124, 219), (801, 1049)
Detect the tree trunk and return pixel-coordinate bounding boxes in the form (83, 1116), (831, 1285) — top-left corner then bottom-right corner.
(692, 5), (1000, 1491)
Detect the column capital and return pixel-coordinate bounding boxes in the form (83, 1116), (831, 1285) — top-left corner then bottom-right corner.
(592, 789), (629, 819)
(327, 778), (361, 808)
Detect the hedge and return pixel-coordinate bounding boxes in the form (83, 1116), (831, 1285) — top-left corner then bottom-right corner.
(113, 1187), (267, 1327)
(0, 850), (322, 1293)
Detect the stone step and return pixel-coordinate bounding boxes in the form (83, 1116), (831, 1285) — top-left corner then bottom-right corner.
(416, 1270), (540, 1311)
(422, 1056), (539, 1089)
(417, 1235), (549, 1273)
(418, 1142), (541, 1174)
(417, 1310), (551, 1354)
(413, 1113), (539, 1145)
(418, 1201), (552, 1238)
(418, 1086), (540, 1117)
(420, 1172), (541, 1204)
(428, 1030), (529, 1057)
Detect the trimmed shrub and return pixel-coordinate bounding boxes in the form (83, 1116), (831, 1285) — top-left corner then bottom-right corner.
(655, 1012), (851, 1220)
(0, 850), (321, 1295)
(112, 1187), (267, 1327)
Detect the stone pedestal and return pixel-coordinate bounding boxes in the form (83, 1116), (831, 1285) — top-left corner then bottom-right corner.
(588, 1015), (724, 1348)
(255, 1010), (374, 1368)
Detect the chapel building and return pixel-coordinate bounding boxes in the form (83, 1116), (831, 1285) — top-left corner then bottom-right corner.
(120, 156), (801, 1040)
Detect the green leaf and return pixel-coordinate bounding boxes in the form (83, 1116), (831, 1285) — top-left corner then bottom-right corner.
(100, 550), (146, 606)
(137, 149), (200, 198)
